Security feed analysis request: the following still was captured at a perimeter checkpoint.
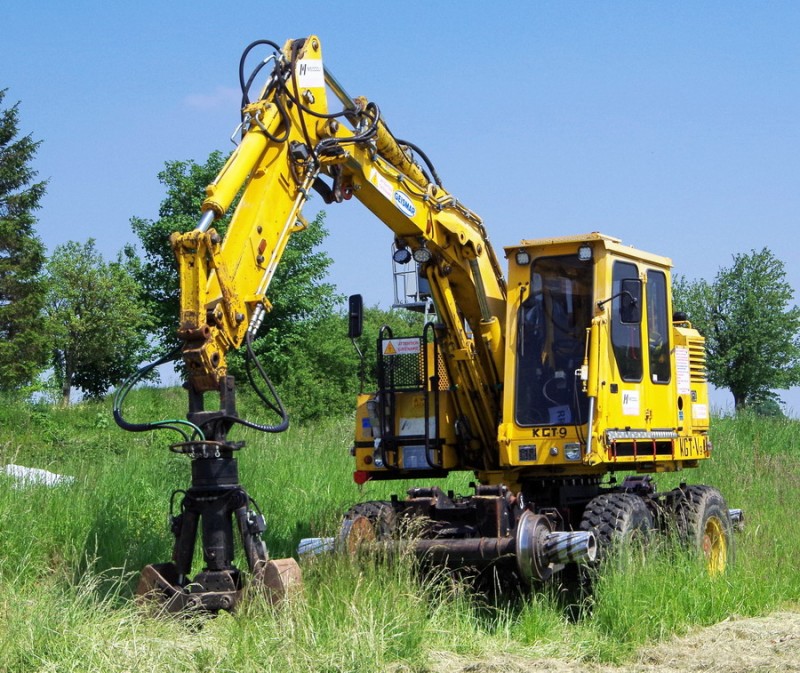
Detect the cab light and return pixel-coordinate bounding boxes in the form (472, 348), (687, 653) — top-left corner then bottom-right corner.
(515, 250), (531, 265)
(393, 247), (412, 264)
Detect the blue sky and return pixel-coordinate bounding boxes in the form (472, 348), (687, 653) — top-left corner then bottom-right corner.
(3, 1), (800, 412)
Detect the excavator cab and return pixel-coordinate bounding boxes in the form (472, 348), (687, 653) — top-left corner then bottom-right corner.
(514, 253), (593, 428)
(501, 233), (710, 475)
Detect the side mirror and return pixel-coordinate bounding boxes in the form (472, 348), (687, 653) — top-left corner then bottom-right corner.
(619, 279), (642, 324)
(348, 294), (363, 339)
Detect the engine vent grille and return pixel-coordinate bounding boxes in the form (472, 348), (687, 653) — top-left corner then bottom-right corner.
(688, 336), (707, 383)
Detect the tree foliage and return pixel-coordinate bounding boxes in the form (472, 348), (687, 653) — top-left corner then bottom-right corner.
(130, 151), (229, 349)
(263, 305), (426, 422)
(130, 152), (340, 355)
(673, 248), (800, 410)
(44, 240), (154, 404)
(0, 89), (48, 389)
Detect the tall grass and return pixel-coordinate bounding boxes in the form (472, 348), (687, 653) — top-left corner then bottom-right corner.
(0, 390), (798, 671)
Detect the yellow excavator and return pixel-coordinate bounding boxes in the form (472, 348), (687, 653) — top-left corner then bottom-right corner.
(115, 36), (740, 612)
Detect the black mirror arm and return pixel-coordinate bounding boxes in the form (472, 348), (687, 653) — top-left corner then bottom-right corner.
(596, 290), (636, 311)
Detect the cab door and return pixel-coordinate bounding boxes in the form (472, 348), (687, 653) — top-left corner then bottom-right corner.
(642, 268), (676, 431)
(608, 260), (648, 433)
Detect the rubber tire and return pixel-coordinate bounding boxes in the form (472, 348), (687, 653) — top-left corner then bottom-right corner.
(338, 501), (397, 552)
(580, 492), (655, 563)
(672, 485), (734, 574)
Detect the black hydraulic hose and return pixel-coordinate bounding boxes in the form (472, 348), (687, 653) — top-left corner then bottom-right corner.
(244, 349), (283, 418)
(314, 102), (381, 158)
(231, 331), (289, 434)
(238, 46), (293, 144)
(242, 58), (276, 107)
(238, 38), (380, 160)
(396, 138), (443, 187)
(112, 347), (203, 441)
(238, 40), (283, 106)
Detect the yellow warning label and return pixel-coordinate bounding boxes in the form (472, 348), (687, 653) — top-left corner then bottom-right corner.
(382, 338), (420, 356)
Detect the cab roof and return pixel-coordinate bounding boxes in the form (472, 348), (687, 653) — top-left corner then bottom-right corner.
(505, 232), (672, 268)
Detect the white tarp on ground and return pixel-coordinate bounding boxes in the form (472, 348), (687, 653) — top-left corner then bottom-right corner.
(3, 464), (75, 488)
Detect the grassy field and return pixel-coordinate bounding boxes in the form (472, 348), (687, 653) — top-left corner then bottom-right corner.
(0, 388), (798, 672)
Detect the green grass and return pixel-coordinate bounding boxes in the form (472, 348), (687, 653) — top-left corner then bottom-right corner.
(0, 390), (798, 671)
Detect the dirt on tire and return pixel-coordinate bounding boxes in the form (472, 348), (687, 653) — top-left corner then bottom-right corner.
(425, 610), (800, 673)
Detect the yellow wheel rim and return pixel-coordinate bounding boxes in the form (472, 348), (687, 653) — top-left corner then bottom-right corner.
(702, 516), (727, 575)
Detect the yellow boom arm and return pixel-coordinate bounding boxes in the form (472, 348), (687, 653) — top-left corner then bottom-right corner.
(173, 35), (507, 451)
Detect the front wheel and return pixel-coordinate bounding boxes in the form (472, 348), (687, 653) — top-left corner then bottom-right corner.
(672, 485), (734, 575)
(580, 492), (655, 563)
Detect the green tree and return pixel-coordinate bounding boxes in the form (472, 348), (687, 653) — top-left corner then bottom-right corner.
(130, 151), (229, 349)
(270, 304), (425, 421)
(673, 248), (800, 410)
(130, 152), (340, 356)
(44, 239), (154, 404)
(0, 89), (48, 389)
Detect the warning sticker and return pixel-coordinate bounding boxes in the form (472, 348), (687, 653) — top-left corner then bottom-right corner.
(675, 346), (691, 395)
(382, 338), (420, 356)
(370, 168), (394, 200)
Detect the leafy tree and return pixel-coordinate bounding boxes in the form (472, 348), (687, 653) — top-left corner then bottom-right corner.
(130, 152), (340, 357)
(0, 89), (48, 389)
(130, 151), (229, 349)
(673, 248), (800, 410)
(44, 239), (154, 404)
(268, 305), (426, 422)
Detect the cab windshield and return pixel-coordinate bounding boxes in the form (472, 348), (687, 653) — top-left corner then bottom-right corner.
(515, 255), (592, 427)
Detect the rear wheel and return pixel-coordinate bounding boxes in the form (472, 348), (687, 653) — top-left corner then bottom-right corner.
(580, 492), (655, 562)
(672, 485), (733, 574)
(338, 501), (396, 553)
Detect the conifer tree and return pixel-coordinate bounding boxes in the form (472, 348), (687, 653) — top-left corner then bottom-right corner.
(0, 89), (48, 389)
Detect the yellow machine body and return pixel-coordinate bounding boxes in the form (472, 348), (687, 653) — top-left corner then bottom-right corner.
(155, 35), (734, 586)
(355, 233), (710, 489)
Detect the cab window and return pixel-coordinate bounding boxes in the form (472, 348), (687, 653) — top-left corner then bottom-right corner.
(611, 261), (642, 381)
(515, 255), (592, 426)
(647, 269), (671, 384)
